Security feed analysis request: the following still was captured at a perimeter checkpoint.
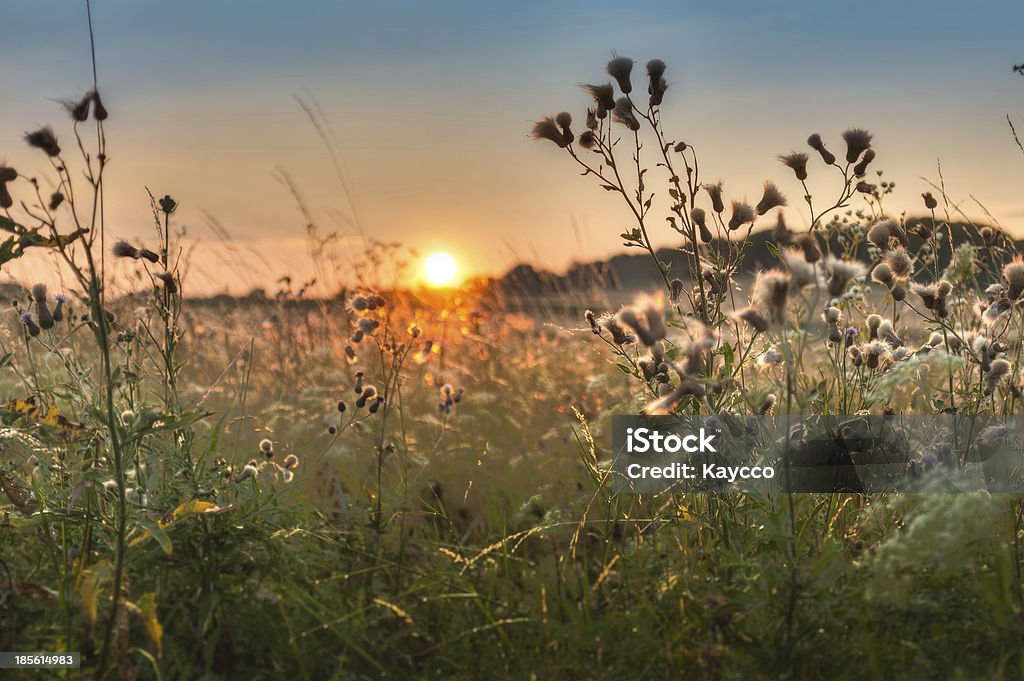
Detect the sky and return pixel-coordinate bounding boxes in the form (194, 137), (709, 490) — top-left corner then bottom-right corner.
(1, 0), (1023, 294)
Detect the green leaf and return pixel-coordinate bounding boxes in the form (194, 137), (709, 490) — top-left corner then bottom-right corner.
(135, 518), (173, 555)
(765, 241), (780, 260)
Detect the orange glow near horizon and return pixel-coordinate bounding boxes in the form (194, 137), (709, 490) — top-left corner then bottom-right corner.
(423, 252), (458, 288)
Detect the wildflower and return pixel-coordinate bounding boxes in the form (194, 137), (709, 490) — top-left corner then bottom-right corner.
(823, 305), (842, 330)
(884, 248), (914, 279)
(866, 314), (882, 340)
(783, 249), (818, 289)
(579, 130), (597, 149)
(554, 111), (574, 146)
(985, 358), (1011, 396)
(601, 314), (636, 345)
(841, 128), (872, 163)
(282, 453), (299, 470)
(19, 311), (40, 337)
(337, 400), (347, 413)
(807, 133), (836, 165)
(138, 248), (160, 263)
(32, 283), (54, 330)
(912, 280), (952, 318)
(1003, 258), (1024, 299)
(871, 262), (894, 287)
(62, 92), (92, 122)
(752, 269), (791, 327)
(24, 127), (61, 156)
(48, 192), (64, 210)
(646, 59), (668, 106)
(778, 151), (809, 181)
(368, 395), (385, 414)
(853, 148), (876, 177)
(704, 181), (725, 213)
(823, 257), (866, 297)
(848, 345), (863, 366)
(351, 330), (364, 343)
(643, 378), (705, 415)
(121, 409), (135, 424)
(668, 280), (686, 306)
(531, 117), (570, 148)
(876, 319), (902, 347)
(734, 306), (768, 333)
(856, 181), (876, 194)
(727, 201), (755, 231)
(690, 208), (712, 243)
(982, 297), (1012, 326)
(235, 464), (258, 483)
(356, 385), (378, 408)
(153, 271), (177, 294)
(772, 214), (792, 246)
(584, 309), (601, 334)
(615, 295), (666, 346)
(867, 219), (907, 251)
(922, 192), (938, 210)
(112, 240), (140, 259)
(344, 345), (356, 360)
(795, 233), (821, 264)
(358, 317), (380, 334)
(755, 181), (786, 215)
(259, 438), (274, 458)
(91, 89), (109, 120)
(328, 426), (337, 435)
(891, 347), (910, 362)
(354, 371), (364, 394)
(0, 166), (16, 182)
(758, 348), (785, 367)
(350, 296), (369, 312)
(612, 97), (640, 131)
(845, 326), (857, 347)
(52, 294), (66, 322)
(606, 56), (634, 94)
(863, 340), (890, 369)
(583, 83), (615, 118)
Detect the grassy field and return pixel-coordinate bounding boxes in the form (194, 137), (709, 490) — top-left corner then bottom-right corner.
(2, 30), (1024, 681)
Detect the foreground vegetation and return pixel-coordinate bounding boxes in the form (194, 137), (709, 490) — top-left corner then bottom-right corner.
(2, 27), (1024, 681)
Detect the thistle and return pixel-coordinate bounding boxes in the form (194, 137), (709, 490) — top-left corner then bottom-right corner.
(606, 56), (635, 94)
(778, 151), (809, 181)
(1003, 258), (1024, 299)
(583, 83), (616, 118)
(646, 59), (668, 106)
(531, 117), (570, 148)
(755, 182), (786, 216)
(807, 133), (836, 165)
(751, 269), (791, 327)
(24, 127), (61, 157)
(32, 283), (54, 330)
(691, 208), (713, 243)
(612, 97), (640, 131)
(853, 148), (875, 177)
(821, 258), (866, 297)
(19, 311), (40, 337)
(704, 182), (725, 213)
(727, 201), (755, 231)
(841, 128), (873, 163)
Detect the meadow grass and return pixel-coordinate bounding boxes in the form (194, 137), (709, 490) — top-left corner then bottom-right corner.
(2, 26), (1024, 681)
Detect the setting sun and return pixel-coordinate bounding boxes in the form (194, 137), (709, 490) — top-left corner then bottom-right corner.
(423, 252), (457, 287)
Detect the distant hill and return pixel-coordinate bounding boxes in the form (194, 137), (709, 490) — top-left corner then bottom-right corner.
(489, 217), (1015, 298)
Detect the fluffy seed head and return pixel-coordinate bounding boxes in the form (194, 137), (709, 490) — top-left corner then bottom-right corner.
(606, 56), (635, 94)
(778, 151), (809, 181)
(795, 233), (821, 264)
(823, 257), (867, 296)
(24, 127), (61, 156)
(884, 248), (914, 279)
(583, 83), (616, 116)
(752, 269), (791, 327)
(531, 117), (570, 148)
(612, 97), (640, 131)
(807, 133), (836, 164)
(1003, 258), (1024, 299)
(727, 201), (755, 231)
(112, 240), (140, 259)
(755, 182), (787, 216)
(704, 181), (725, 213)
(841, 128), (873, 163)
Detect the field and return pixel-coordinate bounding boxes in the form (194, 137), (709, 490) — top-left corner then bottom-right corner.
(3, 15), (1024, 681)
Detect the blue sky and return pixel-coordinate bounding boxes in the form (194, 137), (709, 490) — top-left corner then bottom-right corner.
(2, 1), (1023, 291)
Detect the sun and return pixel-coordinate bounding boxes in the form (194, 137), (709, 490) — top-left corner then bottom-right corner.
(423, 252), (458, 287)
